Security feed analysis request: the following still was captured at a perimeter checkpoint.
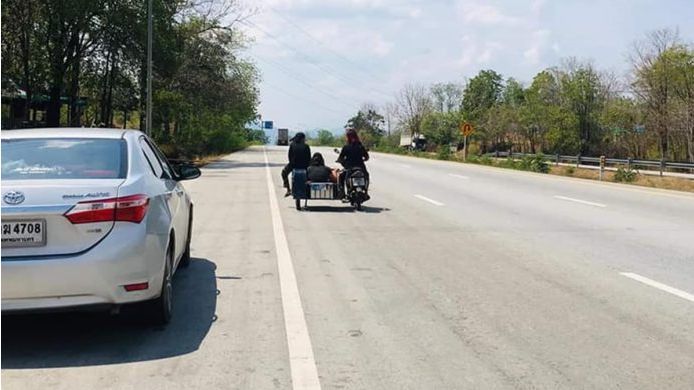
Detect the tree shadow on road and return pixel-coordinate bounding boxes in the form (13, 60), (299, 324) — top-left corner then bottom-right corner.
(1, 258), (219, 369)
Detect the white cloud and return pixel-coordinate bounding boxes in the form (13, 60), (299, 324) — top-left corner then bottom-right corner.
(531, 0), (546, 14)
(457, 1), (520, 26)
(523, 29), (551, 65)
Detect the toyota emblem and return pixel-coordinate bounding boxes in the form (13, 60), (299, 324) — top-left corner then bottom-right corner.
(3, 191), (25, 205)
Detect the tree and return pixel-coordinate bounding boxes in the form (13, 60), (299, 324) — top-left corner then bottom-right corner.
(521, 70), (577, 154)
(461, 69), (504, 121)
(600, 97), (648, 158)
(431, 82), (463, 113)
(394, 83), (433, 138)
(1, 0), (260, 158)
(558, 59), (608, 154)
(631, 29), (681, 159)
(316, 129), (336, 146)
(666, 45), (694, 161)
(421, 111), (462, 147)
(345, 105), (385, 137)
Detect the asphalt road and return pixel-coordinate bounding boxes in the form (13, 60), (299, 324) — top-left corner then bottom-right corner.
(2, 146), (694, 389)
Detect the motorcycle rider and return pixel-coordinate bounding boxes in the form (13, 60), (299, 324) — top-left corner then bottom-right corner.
(281, 132), (311, 197)
(337, 129), (370, 199)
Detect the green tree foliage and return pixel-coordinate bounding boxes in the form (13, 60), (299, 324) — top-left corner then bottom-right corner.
(313, 129), (337, 146)
(461, 69), (504, 121)
(374, 30), (694, 162)
(431, 82), (463, 113)
(558, 61), (607, 154)
(421, 111), (461, 147)
(345, 106), (385, 138)
(1, 0), (260, 158)
(461, 70), (504, 151)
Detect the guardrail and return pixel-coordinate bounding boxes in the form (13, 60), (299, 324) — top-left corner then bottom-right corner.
(485, 151), (694, 177)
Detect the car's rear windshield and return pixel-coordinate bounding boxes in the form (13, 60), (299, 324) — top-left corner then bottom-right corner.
(1, 138), (127, 180)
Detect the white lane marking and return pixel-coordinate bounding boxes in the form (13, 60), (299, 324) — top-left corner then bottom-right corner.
(399, 163), (412, 168)
(553, 195), (606, 208)
(414, 194), (445, 206)
(448, 173), (470, 180)
(263, 148), (322, 390)
(620, 272), (694, 303)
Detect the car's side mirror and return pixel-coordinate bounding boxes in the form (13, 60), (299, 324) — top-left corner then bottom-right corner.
(177, 163), (201, 181)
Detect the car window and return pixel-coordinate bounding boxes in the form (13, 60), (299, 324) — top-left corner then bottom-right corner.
(1, 138), (127, 180)
(139, 138), (164, 179)
(146, 139), (176, 179)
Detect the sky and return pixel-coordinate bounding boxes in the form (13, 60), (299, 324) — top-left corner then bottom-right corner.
(239, 0), (694, 133)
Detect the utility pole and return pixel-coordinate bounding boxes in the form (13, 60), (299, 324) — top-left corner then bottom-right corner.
(146, 0), (153, 136)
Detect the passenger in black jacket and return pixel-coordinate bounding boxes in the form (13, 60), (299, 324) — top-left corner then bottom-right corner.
(281, 132), (311, 196)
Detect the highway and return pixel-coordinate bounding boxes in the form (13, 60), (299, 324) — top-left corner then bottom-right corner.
(2, 146), (694, 389)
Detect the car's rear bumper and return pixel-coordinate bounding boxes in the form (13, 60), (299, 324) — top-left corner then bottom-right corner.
(1, 223), (167, 312)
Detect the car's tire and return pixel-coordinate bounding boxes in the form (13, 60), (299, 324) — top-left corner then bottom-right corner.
(149, 247), (173, 325)
(180, 212), (193, 268)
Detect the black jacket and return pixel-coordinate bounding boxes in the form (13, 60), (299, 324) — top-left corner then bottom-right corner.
(338, 142), (369, 169)
(307, 165), (332, 182)
(288, 142), (311, 169)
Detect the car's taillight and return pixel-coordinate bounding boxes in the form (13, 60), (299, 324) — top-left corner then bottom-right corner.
(65, 194), (149, 224)
(114, 194), (150, 223)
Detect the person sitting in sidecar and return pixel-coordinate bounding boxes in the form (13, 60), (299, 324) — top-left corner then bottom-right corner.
(307, 152), (338, 183)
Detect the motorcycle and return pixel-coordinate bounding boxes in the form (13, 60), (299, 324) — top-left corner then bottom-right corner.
(334, 148), (370, 210)
(289, 149), (370, 211)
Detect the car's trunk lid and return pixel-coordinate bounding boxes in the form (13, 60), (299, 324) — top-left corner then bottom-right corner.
(1, 179), (124, 257)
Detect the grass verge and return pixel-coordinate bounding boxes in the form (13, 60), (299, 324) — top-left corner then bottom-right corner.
(374, 148), (694, 193)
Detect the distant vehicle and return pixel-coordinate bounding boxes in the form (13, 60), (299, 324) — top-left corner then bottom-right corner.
(400, 132), (427, 151)
(277, 128), (289, 146)
(1, 128), (202, 325)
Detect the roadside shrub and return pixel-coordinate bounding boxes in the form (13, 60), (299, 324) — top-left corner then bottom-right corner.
(614, 166), (638, 183)
(437, 145), (451, 160)
(498, 158), (519, 169)
(563, 166), (576, 176)
(519, 154), (550, 173)
(479, 155), (493, 166)
(466, 154), (480, 164)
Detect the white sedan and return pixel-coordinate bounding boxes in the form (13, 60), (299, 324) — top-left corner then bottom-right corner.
(1, 128), (200, 324)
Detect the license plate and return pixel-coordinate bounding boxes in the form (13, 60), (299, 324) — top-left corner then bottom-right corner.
(351, 177), (366, 186)
(1, 220), (47, 248)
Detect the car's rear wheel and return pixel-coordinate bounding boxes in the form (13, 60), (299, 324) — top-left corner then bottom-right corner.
(149, 246), (173, 325)
(180, 212), (193, 268)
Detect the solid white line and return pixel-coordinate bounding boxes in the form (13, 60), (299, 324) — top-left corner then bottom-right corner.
(414, 194), (445, 206)
(263, 148), (321, 390)
(553, 195), (606, 208)
(448, 173), (470, 180)
(620, 272), (694, 303)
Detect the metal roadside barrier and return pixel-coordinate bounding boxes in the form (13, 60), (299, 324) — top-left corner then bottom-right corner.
(484, 151), (694, 177)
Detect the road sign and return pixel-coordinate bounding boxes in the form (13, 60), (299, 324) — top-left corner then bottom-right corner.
(460, 122), (474, 137)
(263, 121), (274, 129)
